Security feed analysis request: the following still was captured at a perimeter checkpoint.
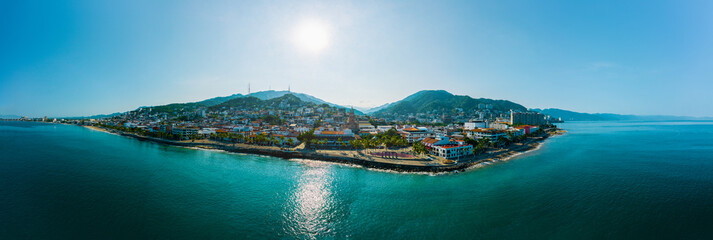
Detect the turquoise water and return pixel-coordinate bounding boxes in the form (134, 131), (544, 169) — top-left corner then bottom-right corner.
(1, 121), (712, 239)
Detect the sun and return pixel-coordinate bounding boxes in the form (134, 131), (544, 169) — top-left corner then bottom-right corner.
(293, 19), (330, 53)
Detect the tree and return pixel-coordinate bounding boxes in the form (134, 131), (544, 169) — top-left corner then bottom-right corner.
(496, 136), (510, 147)
(313, 119), (322, 128)
(297, 130), (315, 145)
(473, 144), (486, 155)
(479, 137), (492, 147)
(412, 141), (428, 155)
(256, 134), (267, 145)
(463, 136), (478, 146)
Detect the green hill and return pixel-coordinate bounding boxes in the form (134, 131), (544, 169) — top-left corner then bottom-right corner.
(139, 90), (362, 114)
(143, 93), (244, 113)
(373, 90), (527, 115)
(211, 94), (317, 110)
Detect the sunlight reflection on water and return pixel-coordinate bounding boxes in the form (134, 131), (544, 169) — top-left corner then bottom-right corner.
(283, 162), (335, 238)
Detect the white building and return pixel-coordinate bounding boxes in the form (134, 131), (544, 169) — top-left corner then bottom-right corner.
(232, 125), (253, 132)
(465, 128), (508, 140)
(377, 125), (395, 132)
(489, 122), (510, 130)
(421, 136), (473, 160)
(172, 127), (200, 138)
(359, 123), (377, 132)
(400, 127), (432, 143)
(464, 120), (487, 130)
(198, 128), (217, 135)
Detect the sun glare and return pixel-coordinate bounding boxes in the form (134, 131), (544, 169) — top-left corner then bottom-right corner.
(293, 19), (330, 53)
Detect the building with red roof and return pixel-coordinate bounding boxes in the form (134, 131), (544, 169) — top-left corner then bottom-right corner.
(420, 136), (473, 160)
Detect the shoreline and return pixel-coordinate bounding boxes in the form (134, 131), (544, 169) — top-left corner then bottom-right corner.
(83, 125), (563, 173)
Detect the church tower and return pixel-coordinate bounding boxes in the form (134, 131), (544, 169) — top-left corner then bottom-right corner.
(345, 108), (358, 132)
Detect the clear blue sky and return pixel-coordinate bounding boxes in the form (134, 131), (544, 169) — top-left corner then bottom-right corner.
(1, 0), (711, 117)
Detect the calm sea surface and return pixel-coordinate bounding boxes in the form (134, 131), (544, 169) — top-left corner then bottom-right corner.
(1, 121), (712, 239)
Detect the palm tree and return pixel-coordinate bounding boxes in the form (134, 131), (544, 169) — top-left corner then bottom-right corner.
(478, 137), (491, 148)
(496, 136), (510, 147)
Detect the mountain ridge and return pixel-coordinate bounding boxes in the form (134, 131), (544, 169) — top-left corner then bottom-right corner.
(32, 90), (711, 120)
(140, 90), (362, 113)
(372, 90), (528, 115)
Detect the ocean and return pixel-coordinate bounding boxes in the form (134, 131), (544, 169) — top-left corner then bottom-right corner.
(1, 121), (712, 239)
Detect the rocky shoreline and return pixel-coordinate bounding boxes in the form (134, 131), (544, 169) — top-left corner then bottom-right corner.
(84, 125), (563, 173)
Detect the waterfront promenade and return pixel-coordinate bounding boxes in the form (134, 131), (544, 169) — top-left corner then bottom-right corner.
(85, 125), (562, 173)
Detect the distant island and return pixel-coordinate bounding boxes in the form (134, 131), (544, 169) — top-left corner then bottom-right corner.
(13, 90), (565, 173)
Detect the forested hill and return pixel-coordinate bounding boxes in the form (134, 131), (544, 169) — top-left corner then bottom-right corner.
(372, 90), (527, 115)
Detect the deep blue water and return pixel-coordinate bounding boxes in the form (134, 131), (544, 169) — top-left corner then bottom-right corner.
(1, 121), (712, 239)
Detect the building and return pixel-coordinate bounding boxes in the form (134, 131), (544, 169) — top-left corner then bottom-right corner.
(421, 136), (473, 160)
(510, 111), (546, 125)
(172, 127), (200, 138)
(358, 121), (376, 132)
(465, 128), (508, 140)
(377, 125), (395, 132)
(490, 121), (510, 130)
(198, 128), (217, 135)
(464, 120), (487, 130)
(344, 108), (358, 132)
(400, 127), (432, 143)
(313, 129), (358, 147)
(514, 125), (539, 135)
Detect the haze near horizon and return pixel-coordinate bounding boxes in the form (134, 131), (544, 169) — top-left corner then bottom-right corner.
(1, 0), (712, 117)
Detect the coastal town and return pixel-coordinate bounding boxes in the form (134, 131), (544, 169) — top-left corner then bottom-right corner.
(17, 93), (564, 172)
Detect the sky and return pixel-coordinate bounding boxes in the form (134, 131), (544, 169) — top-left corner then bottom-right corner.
(1, 0), (712, 117)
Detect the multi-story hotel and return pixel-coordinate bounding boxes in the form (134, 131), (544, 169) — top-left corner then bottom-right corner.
(510, 111), (546, 125)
